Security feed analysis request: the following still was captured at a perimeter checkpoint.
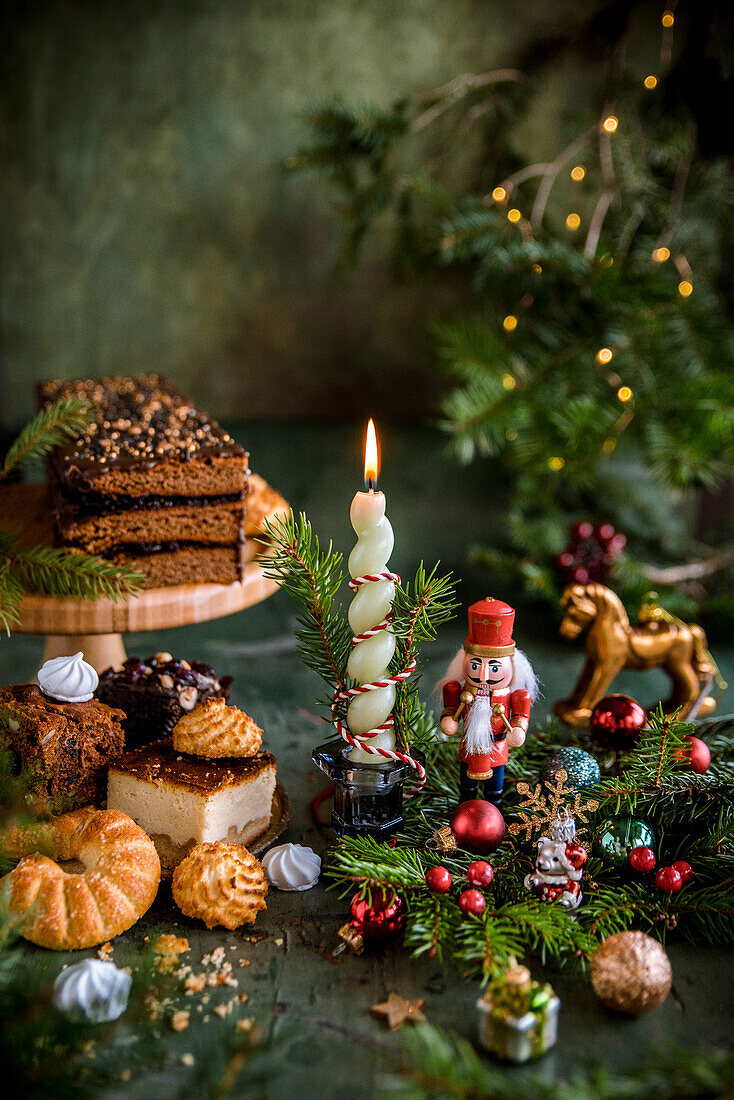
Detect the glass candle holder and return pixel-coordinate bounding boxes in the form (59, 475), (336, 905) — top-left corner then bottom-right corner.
(312, 739), (424, 838)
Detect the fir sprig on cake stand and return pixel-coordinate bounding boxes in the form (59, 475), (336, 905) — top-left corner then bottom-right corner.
(321, 708), (734, 979)
(0, 399), (144, 632)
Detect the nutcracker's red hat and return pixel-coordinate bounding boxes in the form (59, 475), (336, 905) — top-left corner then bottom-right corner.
(464, 597), (516, 658)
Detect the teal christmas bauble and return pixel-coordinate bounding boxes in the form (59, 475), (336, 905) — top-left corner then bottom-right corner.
(594, 816), (656, 867)
(540, 747), (601, 791)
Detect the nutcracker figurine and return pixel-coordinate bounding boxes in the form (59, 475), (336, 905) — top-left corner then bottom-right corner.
(439, 598), (538, 806)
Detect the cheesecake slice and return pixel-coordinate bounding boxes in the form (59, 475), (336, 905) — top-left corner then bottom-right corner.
(107, 741), (276, 869)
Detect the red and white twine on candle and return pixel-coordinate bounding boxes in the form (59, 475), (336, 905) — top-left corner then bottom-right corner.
(331, 570), (426, 792)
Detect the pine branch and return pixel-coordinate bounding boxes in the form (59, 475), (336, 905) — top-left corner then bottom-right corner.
(286, 11), (734, 624)
(387, 1024), (734, 1100)
(0, 398), (91, 481)
(12, 545), (145, 603)
(0, 555), (24, 635)
(392, 563), (457, 749)
(261, 512), (351, 698)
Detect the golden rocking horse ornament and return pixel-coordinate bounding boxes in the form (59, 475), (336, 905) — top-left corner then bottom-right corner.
(553, 582), (725, 728)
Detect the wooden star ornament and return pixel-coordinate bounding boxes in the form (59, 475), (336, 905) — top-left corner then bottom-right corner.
(370, 992), (425, 1030)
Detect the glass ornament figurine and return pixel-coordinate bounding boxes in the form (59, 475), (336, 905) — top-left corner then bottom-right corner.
(524, 810), (587, 910)
(439, 598), (538, 806)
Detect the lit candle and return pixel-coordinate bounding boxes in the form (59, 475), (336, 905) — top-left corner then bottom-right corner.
(346, 420), (397, 762)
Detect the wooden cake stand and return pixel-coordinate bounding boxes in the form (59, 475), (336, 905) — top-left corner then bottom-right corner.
(3, 475), (290, 673)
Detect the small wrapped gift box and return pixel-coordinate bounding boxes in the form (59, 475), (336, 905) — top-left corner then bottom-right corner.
(476, 961), (560, 1063)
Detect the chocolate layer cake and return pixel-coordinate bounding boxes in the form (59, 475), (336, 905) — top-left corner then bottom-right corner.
(97, 654), (232, 749)
(38, 374), (249, 587)
(0, 684), (125, 810)
(107, 741), (276, 868)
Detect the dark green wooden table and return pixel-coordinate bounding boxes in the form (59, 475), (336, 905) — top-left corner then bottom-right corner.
(3, 424), (733, 1098)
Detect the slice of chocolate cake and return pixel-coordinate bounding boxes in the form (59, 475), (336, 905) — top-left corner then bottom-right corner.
(97, 653), (232, 749)
(38, 374), (249, 587)
(0, 683), (125, 810)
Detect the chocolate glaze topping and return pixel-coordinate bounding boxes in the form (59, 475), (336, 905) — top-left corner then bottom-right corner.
(38, 374), (246, 480)
(110, 739), (276, 793)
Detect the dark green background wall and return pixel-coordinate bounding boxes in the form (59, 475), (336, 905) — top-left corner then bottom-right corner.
(1, 0), (586, 425)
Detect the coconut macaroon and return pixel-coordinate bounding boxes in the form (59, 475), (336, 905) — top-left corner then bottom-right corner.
(172, 698), (262, 759)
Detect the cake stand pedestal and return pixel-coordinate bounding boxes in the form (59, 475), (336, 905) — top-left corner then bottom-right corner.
(6, 479), (290, 672)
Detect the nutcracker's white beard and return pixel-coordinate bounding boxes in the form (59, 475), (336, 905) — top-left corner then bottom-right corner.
(462, 693), (496, 754)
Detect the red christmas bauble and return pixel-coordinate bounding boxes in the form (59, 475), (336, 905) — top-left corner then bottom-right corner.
(676, 735), (711, 774)
(655, 866), (683, 894)
(672, 860), (693, 884)
(425, 866), (452, 894)
(629, 846), (656, 872)
(467, 860), (494, 887)
(458, 888), (486, 916)
(450, 800), (506, 854)
(349, 888), (405, 942)
(590, 694), (646, 750)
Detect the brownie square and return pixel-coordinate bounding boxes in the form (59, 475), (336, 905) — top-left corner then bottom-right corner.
(0, 683), (125, 810)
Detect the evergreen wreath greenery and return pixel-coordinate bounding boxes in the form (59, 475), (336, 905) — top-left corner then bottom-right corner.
(326, 708), (734, 978)
(261, 509), (732, 978)
(0, 398), (144, 632)
(286, 0), (734, 629)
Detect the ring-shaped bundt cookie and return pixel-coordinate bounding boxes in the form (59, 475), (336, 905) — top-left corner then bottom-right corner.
(0, 807), (161, 950)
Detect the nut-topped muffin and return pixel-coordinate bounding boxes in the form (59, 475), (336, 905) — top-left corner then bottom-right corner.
(96, 652), (232, 749)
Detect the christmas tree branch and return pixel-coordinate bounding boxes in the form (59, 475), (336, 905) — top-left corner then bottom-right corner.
(13, 545), (145, 603)
(286, 6), (734, 624)
(387, 1024), (734, 1100)
(261, 512), (351, 697)
(0, 398), (91, 481)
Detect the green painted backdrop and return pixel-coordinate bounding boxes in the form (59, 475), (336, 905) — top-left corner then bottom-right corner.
(0, 0), (590, 425)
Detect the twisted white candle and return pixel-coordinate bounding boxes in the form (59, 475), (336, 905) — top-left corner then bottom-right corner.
(346, 489), (397, 762)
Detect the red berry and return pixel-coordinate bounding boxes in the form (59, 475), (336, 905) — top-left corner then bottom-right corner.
(671, 860), (693, 884)
(425, 866), (452, 893)
(572, 521), (594, 541)
(594, 522), (616, 545)
(467, 861), (494, 887)
(656, 866), (683, 893)
(609, 533), (627, 554)
(629, 846), (656, 872)
(571, 566), (590, 583)
(555, 550), (576, 570)
(458, 888), (486, 916)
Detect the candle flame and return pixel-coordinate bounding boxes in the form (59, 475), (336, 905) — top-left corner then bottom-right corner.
(364, 418), (379, 488)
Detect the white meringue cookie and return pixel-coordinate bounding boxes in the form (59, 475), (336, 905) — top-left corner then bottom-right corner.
(38, 652), (98, 703)
(53, 958), (132, 1023)
(262, 843), (321, 891)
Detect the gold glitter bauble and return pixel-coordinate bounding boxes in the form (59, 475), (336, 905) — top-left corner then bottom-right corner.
(590, 931), (672, 1015)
